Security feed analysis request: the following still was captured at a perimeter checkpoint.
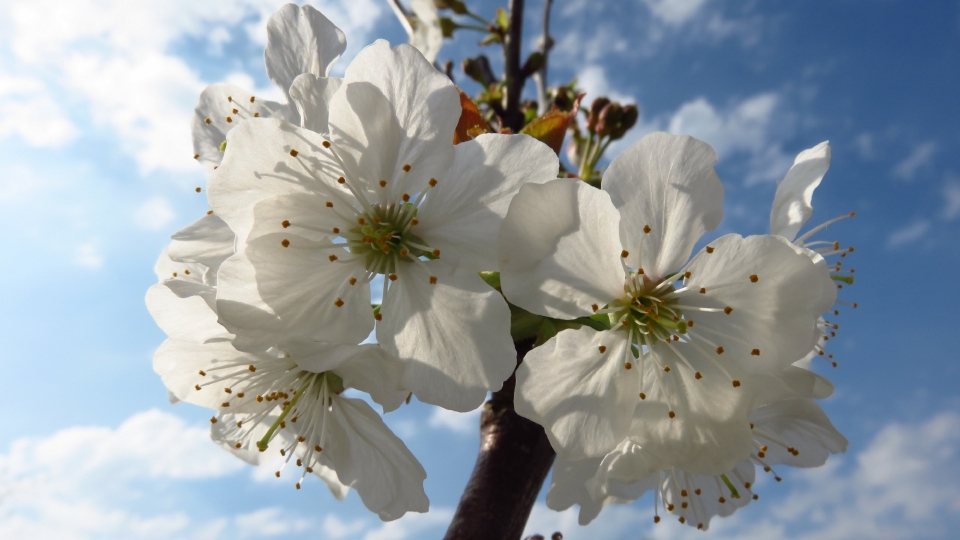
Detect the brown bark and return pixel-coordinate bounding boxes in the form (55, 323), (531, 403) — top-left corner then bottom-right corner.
(442, 339), (557, 540)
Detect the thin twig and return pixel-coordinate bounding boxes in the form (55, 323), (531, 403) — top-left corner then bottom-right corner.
(534, 0), (554, 115)
(385, 0), (414, 37)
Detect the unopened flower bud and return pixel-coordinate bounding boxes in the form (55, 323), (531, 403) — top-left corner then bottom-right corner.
(609, 104), (639, 140)
(587, 97), (611, 133)
(596, 102), (623, 137)
(551, 87), (574, 111)
(462, 58), (486, 84)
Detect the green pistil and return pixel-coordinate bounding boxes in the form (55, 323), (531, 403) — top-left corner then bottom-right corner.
(720, 474), (741, 499)
(831, 274), (854, 285)
(256, 379), (311, 452)
(616, 289), (685, 344)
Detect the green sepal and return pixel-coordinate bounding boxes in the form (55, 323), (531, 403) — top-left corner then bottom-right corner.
(479, 271), (501, 290)
(509, 304), (545, 342)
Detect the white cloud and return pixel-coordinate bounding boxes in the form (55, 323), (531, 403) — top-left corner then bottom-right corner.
(0, 72), (79, 147)
(0, 409), (245, 540)
(323, 515), (368, 539)
(0, 0), (385, 174)
(855, 132), (874, 160)
(135, 196), (176, 231)
(665, 93), (794, 184)
(886, 220), (931, 249)
(641, 0), (709, 26)
(428, 407), (481, 435)
(894, 141), (937, 181)
(235, 508), (311, 538)
(575, 65), (633, 104)
(362, 507), (453, 540)
(73, 243), (104, 269)
(940, 180), (960, 221)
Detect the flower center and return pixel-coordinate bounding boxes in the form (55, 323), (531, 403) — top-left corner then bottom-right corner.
(340, 200), (439, 275)
(612, 273), (687, 345)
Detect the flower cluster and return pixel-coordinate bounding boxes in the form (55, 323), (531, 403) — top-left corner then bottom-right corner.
(499, 133), (854, 529)
(148, 2), (557, 521)
(147, 1), (853, 529)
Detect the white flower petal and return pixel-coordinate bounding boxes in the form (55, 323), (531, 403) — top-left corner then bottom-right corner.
(325, 395), (429, 520)
(192, 83), (290, 171)
(248, 192), (349, 243)
(583, 443), (661, 525)
(499, 179), (625, 320)
(244, 233), (374, 347)
(659, 460), (756, 530)
(153, 339), (255, 411)
(629, 341), (753, 475)
(286, 341), (408, 413)
(750, 398), (847, 468)
(264, 4), (346, 97)
(153, 247), (205, 283)
(331, 40), (459, 194)
(146, 281), (226, 343)
(379, 260), (515, 412)
(333, 347), (409, 413)
(603, 132), (724, 279)
(680, 234), (834, 372)
(168, 213), (236, 277)
(208, 118), (347, 246)
(770, 141), (831, 240)
(515, 328), (638, 460)
(214, 252), (286, 352)
(416, 133), (559, 272)
(546, 457), (604, 513)
(289, 74), (342, 134)
(753, 365), (835, 407)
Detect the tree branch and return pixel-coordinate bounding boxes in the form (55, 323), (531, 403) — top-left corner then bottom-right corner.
(442, 339), (557, 540)
(501, 0), (527, 132)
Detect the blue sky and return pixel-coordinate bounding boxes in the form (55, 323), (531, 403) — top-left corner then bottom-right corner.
(1, 0), (959, 538)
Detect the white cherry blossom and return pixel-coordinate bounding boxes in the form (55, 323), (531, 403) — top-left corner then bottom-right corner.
(770, 140), (858, 367)
(192, 3), (346, 170)
(147, 213), (427, 521)
(499, 132), (836, 473)
(154, 336), (426, 521)
(209, 40), (559, 412)
(547, 397), (847, 530)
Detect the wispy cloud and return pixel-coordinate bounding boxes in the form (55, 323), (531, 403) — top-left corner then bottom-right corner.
(428, 407), (481, 435)
(941, 179), (960, 221)
(135, 196), (177, 231)
(894, 141), (937, 181)
(887, 220), (931, 249)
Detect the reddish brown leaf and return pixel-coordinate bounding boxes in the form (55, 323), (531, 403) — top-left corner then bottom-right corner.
(519, 94), (584, 155)
(453, 89), (493, 144)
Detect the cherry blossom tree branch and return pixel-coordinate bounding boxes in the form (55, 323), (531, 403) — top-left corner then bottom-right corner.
(442, 339), (557, 540)
(501, 0), (526, 131)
